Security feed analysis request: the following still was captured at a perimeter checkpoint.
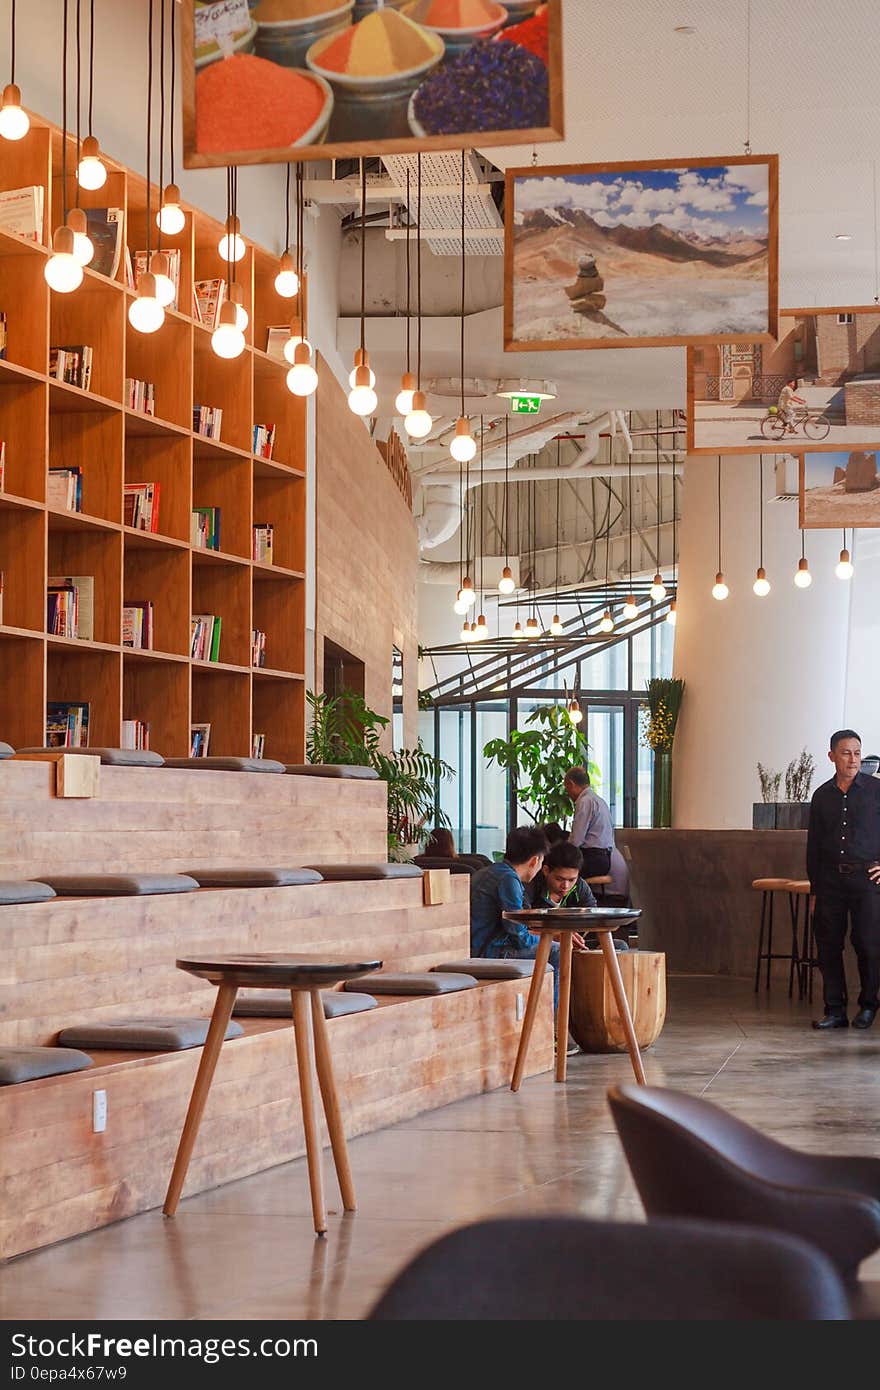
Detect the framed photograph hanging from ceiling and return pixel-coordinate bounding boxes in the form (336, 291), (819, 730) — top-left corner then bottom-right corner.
(504, 154), (778, 352)
(687, 305), (880, 454)
(800, 451), (880, 528)
(182, 0), (564, 168)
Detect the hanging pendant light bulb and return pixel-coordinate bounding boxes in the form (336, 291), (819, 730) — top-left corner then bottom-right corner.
(77, 133), (106, 189)
(835, 530), (854, 579)
(622, 596), (638, 620)
(283, 165), (317, 398)
(66, 208), (94, 267)
(450, 416), (476, 463)
(794, 557), (812, 588)
(218, 214), (245, 263)
(283, 328), (312, 365)
(525, 614), (540, 637)
(150, 250), (176, 307)
(711, 457), (728, 599)
(348, 346), (376, 392)
(157, 182), (184, 235)
(129, 270), (165, 332)
(753, 455), (770, 596)
(621, 446), (639, 621)
(474, 614), (488, 641)
(0, 83), (28, 141)
(274, 251), (299, 299)
(45, 224), (83, 293)
(286, 340), (318, 397)
(395, 371), (416, 417)
(550, 613), (564, 636)
(666, 600), (677, 626)
(211, 299), (244, 358)
(650, 573), (667, 601)
(348, 361), (377, 416)
(599, 609), (615, 633)
(499, 566), (515, 595)
(395, 165), (416, 417)
(512, 620), (525, 639)
(453, 590), (470, 616)
(753, 566), (771, 597)
(459, 576), (476, 609)
(712, 572), (729, 600)
(405, 390), (432, 439)
(567, 698), (583, 725)
(459, 619), (472, 643)
(405, 157), (433, 439)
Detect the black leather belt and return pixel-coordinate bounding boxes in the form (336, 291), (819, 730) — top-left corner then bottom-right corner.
(837, 860), (869, 874)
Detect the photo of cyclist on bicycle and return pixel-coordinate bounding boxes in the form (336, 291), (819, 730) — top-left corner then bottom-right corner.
(778, 378), (806, 433)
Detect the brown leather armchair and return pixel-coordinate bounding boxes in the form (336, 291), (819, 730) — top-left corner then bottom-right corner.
(608, 1084), (880, 1281)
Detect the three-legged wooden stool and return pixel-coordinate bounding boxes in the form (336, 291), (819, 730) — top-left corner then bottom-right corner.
(163, 953), (381, 1236)
(502, 907), (645, 1090)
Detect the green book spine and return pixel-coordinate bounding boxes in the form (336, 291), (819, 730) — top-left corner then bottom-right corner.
(209, 614), (222, 663)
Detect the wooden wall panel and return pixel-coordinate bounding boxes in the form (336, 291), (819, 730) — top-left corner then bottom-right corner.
(315, 358), (419, 748)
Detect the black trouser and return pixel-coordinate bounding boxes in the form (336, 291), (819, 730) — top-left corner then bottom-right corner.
(814, 867), (880, 1012)
(580, 847), (612, 879)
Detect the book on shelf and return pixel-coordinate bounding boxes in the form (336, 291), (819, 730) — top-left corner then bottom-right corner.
(121, 719), (150, 751)
(124, 246), (135, 289)
(47, 467), (83, 512)
(251, 628), (266, 668)
(192, 404), (222, 440)
(253, 423), (275, 460)
(122, 600), (154, 650)
(190, 613), (221, 663)
(124, 481), (160, 532)
(135, 248), (180, 311)
(190, 722), (211, 758)
(265, 326), (289, 364)
(46, 700), (90, 748)
(0, 311), (7, 360)
(49, 344), (93, 391)
(85, 208), (124, 279)
(125, 377), (156, 415)
(191, 506), (221, 551)
(0, 439), (5, 491)
(47, 575), (95, 641)
(193, 278), (226, 329)
(251, 733), (266, 759)
(252, 523), (273, 564)
(0, 185), (44, 243)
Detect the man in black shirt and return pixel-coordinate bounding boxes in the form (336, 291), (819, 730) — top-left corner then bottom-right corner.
(807, 729), (880, 1030)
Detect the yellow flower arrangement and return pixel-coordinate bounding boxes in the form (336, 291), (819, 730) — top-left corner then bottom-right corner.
(639, 677), (685, 753)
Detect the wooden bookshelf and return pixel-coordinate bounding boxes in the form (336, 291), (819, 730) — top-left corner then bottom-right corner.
(0, 114), (307, 761)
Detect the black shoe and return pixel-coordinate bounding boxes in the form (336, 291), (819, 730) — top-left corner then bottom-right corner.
(812, 1013), (849, 1030)
(852, 1008), (877, 1030)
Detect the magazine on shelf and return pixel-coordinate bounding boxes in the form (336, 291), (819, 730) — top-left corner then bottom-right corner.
(193, 278), (226, 329)
(85, 208), (124, 279)
(0, 185), (44, 243)
(135, 248), (181, 311)
(122, 600), (154, 650)
(190, 722), (211, 758)
(265, 326), (289, 364)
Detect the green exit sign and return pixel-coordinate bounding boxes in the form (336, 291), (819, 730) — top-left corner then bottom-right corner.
(510, 394), (543, 415)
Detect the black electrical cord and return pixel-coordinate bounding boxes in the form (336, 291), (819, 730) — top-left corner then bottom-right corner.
(61, 0), (68, 222)
(75, 0), (81, 202)
(404, 166), (411, 373)
(717, 455), (723, 573)
(145, 0), (153, 260)
(459, 148), (466, 421)
(359, 156), (366, 353)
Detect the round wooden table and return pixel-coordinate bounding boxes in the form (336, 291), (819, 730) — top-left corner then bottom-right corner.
(502, 908), (645, 1090)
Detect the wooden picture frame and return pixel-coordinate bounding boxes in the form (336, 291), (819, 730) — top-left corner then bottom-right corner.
(182, 0), (564, 168)
(504, 153), (778, 352)
(799, 450), (880, 528)
(688, 304), (880, 455)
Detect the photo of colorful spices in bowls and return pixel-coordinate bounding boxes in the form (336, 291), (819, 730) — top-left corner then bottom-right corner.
(183, 0), (562, 166)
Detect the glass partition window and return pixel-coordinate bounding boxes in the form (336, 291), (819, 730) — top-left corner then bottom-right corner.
(475, 703), (508, 859)
(391, 645), (404, 750)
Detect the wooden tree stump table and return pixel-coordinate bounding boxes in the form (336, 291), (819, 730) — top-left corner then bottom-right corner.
(569, 950), (666, 1053)
(503, 907), (645, 1089)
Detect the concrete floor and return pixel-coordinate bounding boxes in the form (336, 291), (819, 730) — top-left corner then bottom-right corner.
(3, 975), (879, 1321)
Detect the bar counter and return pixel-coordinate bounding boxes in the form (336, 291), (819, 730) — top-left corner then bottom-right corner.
(617, 829), (807, 978)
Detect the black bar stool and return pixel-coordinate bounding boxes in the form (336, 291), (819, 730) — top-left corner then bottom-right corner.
(784, 880), (816, 1002)
(751, 878), (801, 996)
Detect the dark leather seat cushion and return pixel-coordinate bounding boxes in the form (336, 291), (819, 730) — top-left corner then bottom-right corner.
(303, 862), (423, 880)
(186, 867), (324, 888)
(284, 764), (379, 779)
(347, 972), (477, 995)
(0, 742), (14, 759)
(57, 1018), (243, 1051)
(233, 991), (378, 1019)
(0, 1046), (93, 1085)
(16, 746), (164, 766)
(0, 881), (57, 905)
(35, 874), (200, 897)
(414, 856), (475, 875)
(433, 959), (540, 980)
(162, 757), (285, 773)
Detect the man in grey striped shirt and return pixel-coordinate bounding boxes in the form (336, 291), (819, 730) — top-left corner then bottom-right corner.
(564, 766), (615, 880)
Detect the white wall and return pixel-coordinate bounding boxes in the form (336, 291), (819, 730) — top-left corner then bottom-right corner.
(672, 454), (852, 828)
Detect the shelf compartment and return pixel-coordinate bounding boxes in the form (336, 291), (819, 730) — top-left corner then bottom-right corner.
(252, 571), (304, 676)
(47, 526), (123, 647)
(123, 650), (190, 759)
(46, 644), (122, 748)
(0, 504), (46, 632)
(252, 472), (305, 571)
(126, 195), (194, 313)
(124, 409), (191, 441)
(49, 271), (124, 404)
(191, 559), (250, 668)
(193, 233), (253, 347)
(192, 449), (251, 560)
(252, 349), (305, 472)
(0, 125), (51, 246)
(123, 538), (191, 657)
(125, 433), (192, 545)
(0, 246), (50, 372)
(253, 261), (307, 372)
(193, 331), (251, 453)
(0, 378), (48, 501)
(0, 631), (46, 748)
(51, 172), (129, 286)
(252, 674), (304, 765)
(191, 667), (250, 758)
(49, 409), (123, 523)
(124, 310), (192, 430)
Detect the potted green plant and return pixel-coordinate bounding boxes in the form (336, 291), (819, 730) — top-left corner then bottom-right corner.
(752, 751), (815, 830)
(306, 689), (453, 857)
(483, 704), (600, 828)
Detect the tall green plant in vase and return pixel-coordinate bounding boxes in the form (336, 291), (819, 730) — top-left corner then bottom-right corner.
(640, 678), (685, 828)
